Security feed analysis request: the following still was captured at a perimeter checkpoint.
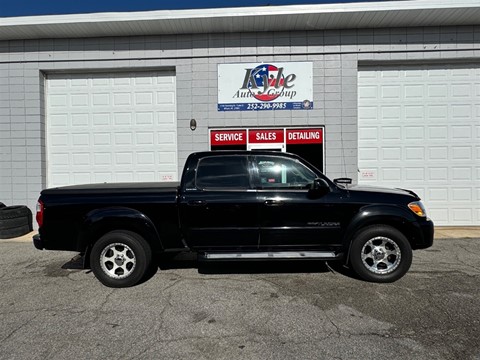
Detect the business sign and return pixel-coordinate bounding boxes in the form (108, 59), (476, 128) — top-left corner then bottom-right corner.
(210, 128), (323, 146)
(210, 130), (247, 146)
(218, 62), (313, 111)
(286, 129), (323, 144)
(248, 129), (285, 144)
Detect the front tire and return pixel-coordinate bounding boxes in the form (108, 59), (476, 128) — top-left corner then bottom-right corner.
(90, 230), (152, 288)
(349, 225), (412, 283)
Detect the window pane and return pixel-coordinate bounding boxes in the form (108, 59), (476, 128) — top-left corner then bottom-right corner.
(255, 156), (316, 189)
(196, 156), (250, 189)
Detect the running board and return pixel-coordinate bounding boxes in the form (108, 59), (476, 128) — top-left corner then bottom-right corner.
(200, 251), (340, 260)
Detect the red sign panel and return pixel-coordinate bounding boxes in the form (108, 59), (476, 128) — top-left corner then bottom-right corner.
(210, 130), (247, 146)
(286, 128), (323, 144)
(248, 129), (284, 144)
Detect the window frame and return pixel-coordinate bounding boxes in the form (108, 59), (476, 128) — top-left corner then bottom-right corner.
(193, 155), (253, 191)
(251, 154), (319, 191)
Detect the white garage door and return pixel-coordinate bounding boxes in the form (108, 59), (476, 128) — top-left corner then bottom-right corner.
(358, 64), (480, 226)
(46, 71), (177, 187)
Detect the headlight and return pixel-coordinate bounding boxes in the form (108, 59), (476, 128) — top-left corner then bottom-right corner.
(408, 201), (427, 217)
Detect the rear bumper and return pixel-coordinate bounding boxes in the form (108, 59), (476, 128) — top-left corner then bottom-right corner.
(33, 234), (44, 250)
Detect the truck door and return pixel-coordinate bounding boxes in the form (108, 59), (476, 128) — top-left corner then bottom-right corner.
(179, 155), (259, 250)
(252, 154), (344, 249)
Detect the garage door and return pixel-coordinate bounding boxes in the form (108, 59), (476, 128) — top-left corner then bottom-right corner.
(358, 64), (480, 226)
(46, 71), (177, 187)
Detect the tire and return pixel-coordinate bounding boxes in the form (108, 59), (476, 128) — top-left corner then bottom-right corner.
(0, 205), (31, 220)
(0, 225), (31, 239)
(90, 230), (152, 288)
(0, 215), (30, 229)
(0, 206), (33, 239)
(349, 225), (412, 283)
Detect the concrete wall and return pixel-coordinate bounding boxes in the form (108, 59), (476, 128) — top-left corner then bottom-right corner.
(0, 25), (479, 213)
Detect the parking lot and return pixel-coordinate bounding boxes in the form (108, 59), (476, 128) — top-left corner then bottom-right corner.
(0, 236), (479, 360)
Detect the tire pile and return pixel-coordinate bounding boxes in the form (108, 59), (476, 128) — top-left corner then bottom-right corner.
(0, 202), (33, 239)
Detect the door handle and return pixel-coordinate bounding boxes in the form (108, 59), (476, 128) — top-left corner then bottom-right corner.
(264, 200), (284, 206)
(188, 200), (207, 206)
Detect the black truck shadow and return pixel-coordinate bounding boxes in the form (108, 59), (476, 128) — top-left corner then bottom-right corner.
(156, 252), (357, 279)
(61, 252), (359, 284)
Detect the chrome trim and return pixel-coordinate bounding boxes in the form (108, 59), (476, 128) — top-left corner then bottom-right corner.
(361, 236), (401, 275)
(99, 242), (136, 279)
(202, 251), (337, 259)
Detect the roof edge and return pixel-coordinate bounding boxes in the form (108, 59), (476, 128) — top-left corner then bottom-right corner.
(1, 0), (478, 25)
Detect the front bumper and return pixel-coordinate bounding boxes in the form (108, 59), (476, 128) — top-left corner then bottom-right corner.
(33, 234), (44, 250)
(415, 218), (434, 249)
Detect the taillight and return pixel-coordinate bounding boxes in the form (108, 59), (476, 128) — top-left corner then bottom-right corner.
(36, 200), (44, 227)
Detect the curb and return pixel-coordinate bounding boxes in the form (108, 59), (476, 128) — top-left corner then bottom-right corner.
(434, 227), (480, 240)
(0, 231), (37, 243)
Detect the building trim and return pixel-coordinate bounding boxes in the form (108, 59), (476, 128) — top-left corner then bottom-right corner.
(1, 0), (480, 40)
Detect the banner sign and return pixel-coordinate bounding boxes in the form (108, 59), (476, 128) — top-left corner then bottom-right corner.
(248, 129), (285, 144)
(218, 62), (313, 111)
(286, 128), (323, 144)
(210, 130), (247, 146)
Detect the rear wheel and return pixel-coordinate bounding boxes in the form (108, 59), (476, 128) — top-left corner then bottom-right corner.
(349, 225), (412, 283)
(90, 230), (152, 288)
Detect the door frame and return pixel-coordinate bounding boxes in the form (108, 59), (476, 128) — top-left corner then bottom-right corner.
(209, 127), (326, 173)
(247, 143), (285, 151)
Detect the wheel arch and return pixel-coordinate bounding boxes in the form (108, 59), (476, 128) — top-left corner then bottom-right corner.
(80, 207), (163, 267)
(342, 205), (419, 262)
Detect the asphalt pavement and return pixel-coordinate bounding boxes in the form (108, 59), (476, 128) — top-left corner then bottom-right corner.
(0, 236), (479, 360)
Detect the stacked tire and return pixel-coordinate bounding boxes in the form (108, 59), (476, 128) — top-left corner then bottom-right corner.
(0, 204), (33, 239)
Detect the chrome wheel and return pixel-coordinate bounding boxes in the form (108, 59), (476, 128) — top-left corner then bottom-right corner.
(361, 236), (401, 275)
(100, 242), (136, 279)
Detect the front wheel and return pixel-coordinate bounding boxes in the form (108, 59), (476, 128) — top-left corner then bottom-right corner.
(90, 230), (152, 288)
(349, 225), (412, 283)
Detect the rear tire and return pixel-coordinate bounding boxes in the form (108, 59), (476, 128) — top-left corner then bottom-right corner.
(349, 225), (412, 283)
(90, 230), (152, 288)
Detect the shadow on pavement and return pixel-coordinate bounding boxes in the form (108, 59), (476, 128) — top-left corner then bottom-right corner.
(60, 252), (360, 284)
(156, 252), (358, 279)
(61, 254), (85, 270)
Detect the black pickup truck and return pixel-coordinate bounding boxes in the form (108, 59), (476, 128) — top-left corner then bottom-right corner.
(34, 151), (433, 287)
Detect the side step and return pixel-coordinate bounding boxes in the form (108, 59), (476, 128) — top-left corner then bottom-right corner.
(199, 251), (341, 260)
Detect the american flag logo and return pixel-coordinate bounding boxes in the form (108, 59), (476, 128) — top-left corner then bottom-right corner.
(248, 64), (285, 101)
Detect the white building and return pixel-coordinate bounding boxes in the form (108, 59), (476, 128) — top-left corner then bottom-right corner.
(0, 0), (479, 225)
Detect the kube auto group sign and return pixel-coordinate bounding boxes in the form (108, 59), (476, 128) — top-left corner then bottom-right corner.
(218, 62), (313, 111)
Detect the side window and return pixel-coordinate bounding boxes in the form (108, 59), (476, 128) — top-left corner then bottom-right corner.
(254, 156), (316, 189)
(196, 156), (250, 190)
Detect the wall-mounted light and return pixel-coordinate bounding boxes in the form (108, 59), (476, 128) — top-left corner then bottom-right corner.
(190, 119), (197, 131)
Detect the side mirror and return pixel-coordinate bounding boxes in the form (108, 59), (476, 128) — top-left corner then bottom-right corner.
(309, 178), (330, 198)
(313, 178), (328, 189)
(334, 178), (352, 186)
(333, 178), (352, 190)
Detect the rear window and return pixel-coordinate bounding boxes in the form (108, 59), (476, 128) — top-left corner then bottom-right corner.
(195, 156), (250, 190)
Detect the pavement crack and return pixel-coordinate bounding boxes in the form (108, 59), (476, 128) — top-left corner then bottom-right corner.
(323, 310), (342, 337)
(1, 313), (39, 343)
(159, 278), (183, 293)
